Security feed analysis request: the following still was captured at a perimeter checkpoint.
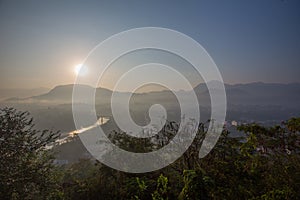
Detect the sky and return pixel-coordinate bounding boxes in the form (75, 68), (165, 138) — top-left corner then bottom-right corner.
(0, 0), (299, 90)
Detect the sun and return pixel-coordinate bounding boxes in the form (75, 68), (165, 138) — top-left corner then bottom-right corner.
(74, 64), (83, 75)
(74, 63), (88, 77)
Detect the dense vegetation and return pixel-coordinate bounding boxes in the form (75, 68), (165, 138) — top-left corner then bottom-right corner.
(0, 107), (61, 199)
(1, 107), (299, 199)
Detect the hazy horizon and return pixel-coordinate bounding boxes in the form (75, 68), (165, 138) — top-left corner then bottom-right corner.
(1, 80), (300, 92)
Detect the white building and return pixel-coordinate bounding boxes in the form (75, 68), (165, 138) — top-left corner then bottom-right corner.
(231, 120), (238, 126)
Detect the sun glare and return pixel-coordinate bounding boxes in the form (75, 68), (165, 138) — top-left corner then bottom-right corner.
(74, 64), (83, 75)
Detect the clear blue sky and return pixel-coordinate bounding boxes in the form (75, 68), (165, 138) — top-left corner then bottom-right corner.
(0, 0), (299, 89)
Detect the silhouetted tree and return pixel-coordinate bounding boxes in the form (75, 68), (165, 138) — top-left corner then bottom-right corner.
(0, 107), (61, 199)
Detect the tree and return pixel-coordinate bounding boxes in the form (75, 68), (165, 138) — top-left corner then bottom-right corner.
(151, 174), (169, 200)
(0, 107), (61, 199)
(178, 169), (210, 200)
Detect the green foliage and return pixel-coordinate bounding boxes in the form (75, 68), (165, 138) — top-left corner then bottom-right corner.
(59, 159), (108, 200)
(179, 169), (210, 200)
(286, 117), (300, 133)
(250, 188), (293, 200)
(135, 177), (148, 199)
(1, 108), (300, 199)
(0, 107), (61, 199)
(151, 174), (169, 200)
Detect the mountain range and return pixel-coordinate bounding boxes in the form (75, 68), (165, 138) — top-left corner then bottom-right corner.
(1, 82), (299, 133)
(4, 82), (300, 108)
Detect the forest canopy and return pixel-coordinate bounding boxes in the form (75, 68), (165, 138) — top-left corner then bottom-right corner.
(0, 107), (299, 199)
